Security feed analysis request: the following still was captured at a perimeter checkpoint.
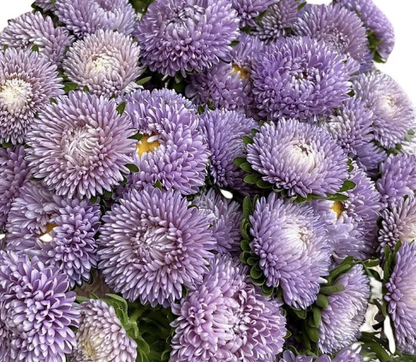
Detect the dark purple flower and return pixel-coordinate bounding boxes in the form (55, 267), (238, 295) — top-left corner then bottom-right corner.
(170, 254), (286, 361)
(135, 0), (240, 76)
(0, 48), (63, 144)
(231, 0), (276, 27)
(98, 186), (215, 307)
(26, 91), (135, 199)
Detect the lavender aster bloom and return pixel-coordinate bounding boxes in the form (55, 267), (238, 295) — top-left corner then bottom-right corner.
(0, 12), (73, 65)
(251, 37), (350, 120)
(231, 0), (276, 27)
(98, 187), (215, 307)
(170, 255), (286, 361)
(135, 0), (240, 76)
(72, 299), (137, 362)
(280, 351), (313, 362)
(0, 146), (29, 231)
(35, 0), (56, 11)
(250, 193), (331, 309)
(280, 347), (362, 362)
(0, 48), (63, 144)
(193, 189), (243, 255)
(385, 242), (416, 354)
(26, 92), (135, 199)
(63, 30), (141, 97)
(318, 265), (370, 353)
(55, 0), (136, 37)
(247, 120), (348, 198)
(0, 251), (79, 362)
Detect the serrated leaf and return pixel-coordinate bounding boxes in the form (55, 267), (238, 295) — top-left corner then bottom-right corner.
(339, 180), (356, 192)
(126, 163), (140, 173)
(244, 174), (261, 184)
(320, 284), (346, 295)
(137, 76), (152, 85)
(316, 294), (329, 308)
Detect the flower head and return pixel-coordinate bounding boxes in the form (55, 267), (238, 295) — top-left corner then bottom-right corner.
(98, 186), (215, 307)
(249, 193), (331, 309)
(231, 0), (276, 27)
(170, 254), (286, 361)
(26, 91), (135, 199)
(247, 120), (348, 198)
(63, 30), (141, 97)
(135, 0), (240, 76)
(0, 48), (63, 144)
(35, 0), (56, 11)
(280, 347), (362, 362)
(71, 299), (137, 362)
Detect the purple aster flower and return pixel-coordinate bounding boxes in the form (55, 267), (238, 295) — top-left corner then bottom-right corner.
(253, 0), (299, 43)
(123, 89), (209, 196)
(377, 154), (416, 206)
(251, 37), (351, 120)
(247, 120), (348, 198)
(0, 12), (73, 65)
(72, 299), (137, 362)
(318, 264), (370, 353)
(26, 91), (135, 199)
(385, 242), (416, 354)
(35, 0), (56, 11)
(280, 351), (314, 362)
(0, 251), (79, 362)
(6, 181), (101, 287)
(280, 347), (362, 362)
(193, 189), (243, 255)
(249, 193), (331, 309)
(0, 48), (63, 144)
(63, 30), (141, 97)
(170, 254), (286, 361)
(97, 186), (215, 307)
(199, 109), (257, 194)
(231, 0), (276, 27)
(0, 146), (29, 231)
(352, 72), (415, 149)
(135, 0), (240, 77)
(55, 0), (137, 37)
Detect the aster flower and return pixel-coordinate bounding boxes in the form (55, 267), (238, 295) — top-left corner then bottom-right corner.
(135, 0), (240, 77)
(0, 12), (73, 65)
(26, 91), (135, 199)
(63, 30), (141, 97)
(97, 186), (215, 307)
(193, 189), (243, 255)
(253, 0), (299, 43)
(352, 72), (415, 149)
(55, 0), (137, 37)
(247, 120), (348, 198)
(318, 264), (370, 353)
(0, 251), (79, 362)
(199, 109), (257, 194)
(6, 182), (101, 287)
(251, 37), (351, 120)
(71, 299), (137, 362)
(35, 0), (56, 11)
(280, 347), (362, 362)
(123, 89), (209, 196)
(170, 254), (286, 361)
(385, 242), (416, 354)
(249, 193), (331, 309)
(231, 0), (276, 27)
(0, 48), (63, 144)
(0, 146), (29, 231)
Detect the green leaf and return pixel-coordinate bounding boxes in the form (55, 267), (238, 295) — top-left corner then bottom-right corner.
(312, 307), (322, 328)
(292, 308), (307, 320)
(240, 251), (251, 264)
(31, 44), (40, 52)
(256, 179), (272, 189)
(328, 262), (354, 283)
(305, 326), (320, 343)
(315, 294), (329, 309)
(242, 136), (254, 145)
(240, 162), (254, 173)
(154, 180), (163, 190)
(137, 76), (152, 85)
(247, 257), (258, 266)
(339, 180), (356, 192)
(234, 157), (246, 167)
(63, 82), (78, 93)
(126, 163), (140, 173)
(137, 336), (151, 355)
(250, 266), (263, 280)
(261, 284), (274, 297)
(244, 174), (261, 184)
(243, 197), (253, 218)
(129, 133), (144, 141)
(241, 239), (251, 252)
(326, 193), (349, 202)
(320, 284), (346, 295)
(76, 296), (89, 303)
(230, 40), (240, 47)
(117, 101), (126, 114)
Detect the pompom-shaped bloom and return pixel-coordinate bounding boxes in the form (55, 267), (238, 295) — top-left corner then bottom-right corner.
(98, 187), (215, 307)
(72, 299), (137, 362)
(35, 0), (56, 11)
(249, 193), (331, 309)
(135, 0), (240, 77)
(63, 30), (141, 97)
(55, 0), (136, 37)
(193, 189), (243, 255)
(352, 72), (415, 149)
(0, 146), (29, 231)
(0, 251), (79, 362)
(377, 154), (416, 206)
(170, 255), (286, 361)
(253, 0), (299, 43)
(124, 89), (209, 195)
(318, 265), (370, 353)
(0, 48), (63, 144)
(0, 12), (73, 65)
(385, 242), (416, 354)
(252, 37), (350, 120)
(199, 109), (257, 193)
(6, 182), (101, 287)
(231, 0), (276, 27)
(247, 120), (348, 198)
(26, 92), (135, 199)
(280, 347), (362, 362)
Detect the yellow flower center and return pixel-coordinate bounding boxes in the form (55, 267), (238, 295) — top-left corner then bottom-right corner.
(331, 201), (345, 219)
(232, 64), (249, 80)
(136, 135), (160, 156)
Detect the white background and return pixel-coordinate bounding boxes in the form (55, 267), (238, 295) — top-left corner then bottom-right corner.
(0, 0), (416, 103)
